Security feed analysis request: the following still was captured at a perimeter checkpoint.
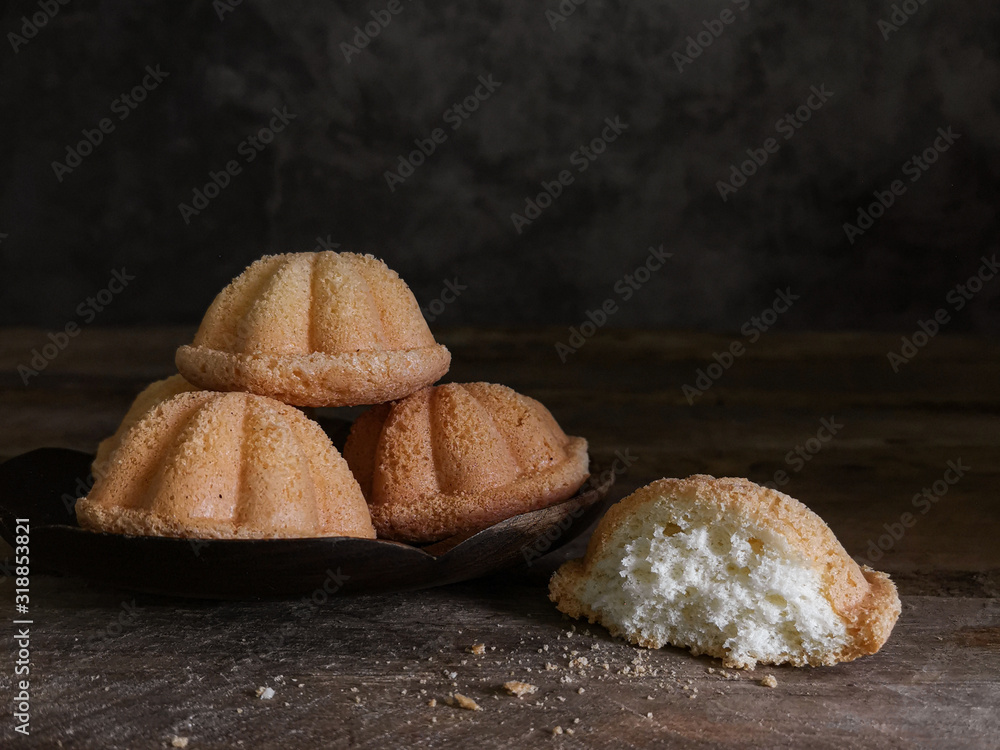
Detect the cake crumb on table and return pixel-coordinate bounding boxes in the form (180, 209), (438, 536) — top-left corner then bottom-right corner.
(760, 675), (778, 688)
(427, 698), (437, 707)
(450, 693), (481, 711)
(469, 644), (486, 655)
(502, 681), (538, 698)
(552, 726), (564, 736)
(256, 686), (275, 700)
(170, 737), (189, 749)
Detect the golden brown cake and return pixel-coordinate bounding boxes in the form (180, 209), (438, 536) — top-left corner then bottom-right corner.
(343, 382), (590, 542)
(175, 252), (450, 407)
(76, 391), (376, 540)
(93, 374), (198, 479)
(549, 476), (900, 668)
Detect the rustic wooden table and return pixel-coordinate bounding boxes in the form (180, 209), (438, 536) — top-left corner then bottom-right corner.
(0, 327), (997, 749)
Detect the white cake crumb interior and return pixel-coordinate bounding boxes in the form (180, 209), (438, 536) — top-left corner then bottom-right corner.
(577, 495), (850, 667)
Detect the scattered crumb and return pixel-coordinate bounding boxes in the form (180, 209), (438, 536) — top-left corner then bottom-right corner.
(502, 681), (538, 698)
(760, 675), (778, 688)
(552, 726), (564, 736)
(256, 687), (275, 700)
(469, 644), (486, 655)
(577, 688), (585, 694)
(450, 693), (481, 711)
(427, 699), (437, 707)
(568, 657), (589, 669)
(646, 712), (653, 719)
(545, 662), (559, 671)
(170, 737), (189, 749)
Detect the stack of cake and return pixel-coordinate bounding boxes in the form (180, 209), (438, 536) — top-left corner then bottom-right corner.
(76, 252), (590, 542)
(74, 250), (902, 668)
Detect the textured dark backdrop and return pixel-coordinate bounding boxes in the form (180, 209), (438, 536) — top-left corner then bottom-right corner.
(1, 0), (998, 332)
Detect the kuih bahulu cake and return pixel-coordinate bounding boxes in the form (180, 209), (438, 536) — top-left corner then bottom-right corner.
(176, 252), (450, 407)
(77, 391), (375, 540)
(344, 382), (590, 542)
(549, 476), (900, 668)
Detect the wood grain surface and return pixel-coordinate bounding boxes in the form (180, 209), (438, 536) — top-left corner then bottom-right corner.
(0, 327), (997, 749)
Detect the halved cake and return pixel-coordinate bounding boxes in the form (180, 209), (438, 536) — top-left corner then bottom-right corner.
(549, 476), (900, 668)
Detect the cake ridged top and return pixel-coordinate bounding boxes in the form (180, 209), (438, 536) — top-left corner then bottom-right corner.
(77, 390), (375, 539)
(93, 374), (197, 477)
(348, 382), (581, 504)
(193, 252), (436, 356)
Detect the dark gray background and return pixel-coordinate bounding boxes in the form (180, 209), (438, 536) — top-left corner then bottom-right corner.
(1, 0), (998, 333)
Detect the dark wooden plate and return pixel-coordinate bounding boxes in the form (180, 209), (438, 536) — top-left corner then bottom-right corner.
(0, 448), (612, 599)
